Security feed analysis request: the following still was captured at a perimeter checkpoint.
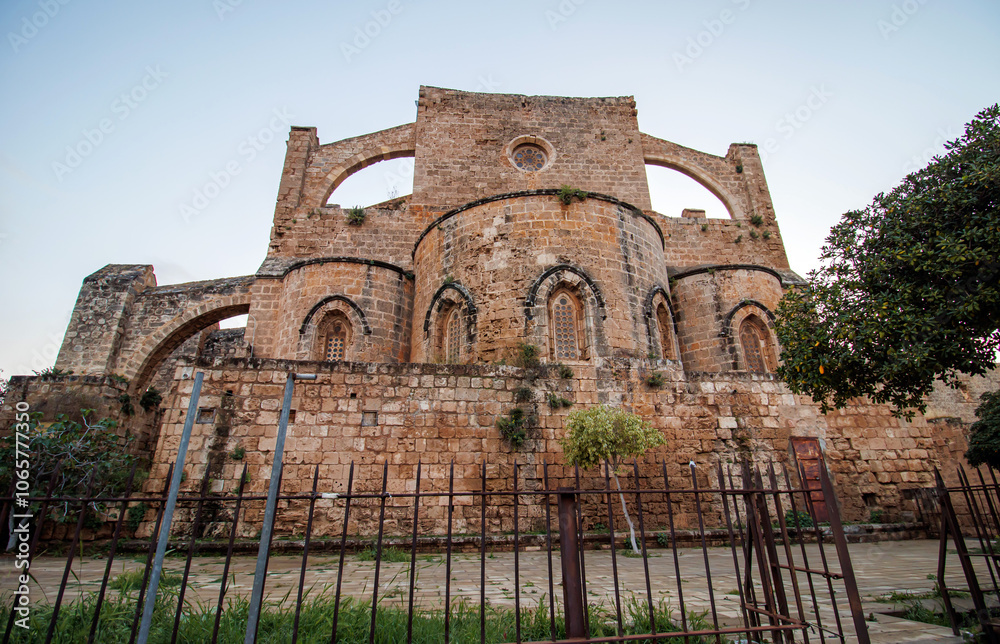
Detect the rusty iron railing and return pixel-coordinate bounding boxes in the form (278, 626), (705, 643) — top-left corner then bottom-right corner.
(0, 457), (869, 643)
(936, 466), (1000, 642)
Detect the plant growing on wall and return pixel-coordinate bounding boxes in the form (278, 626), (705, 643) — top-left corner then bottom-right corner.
(346, 206), (367, 225)
(139, 387), (162, 412)
(965, 391), (1000, 470)
(561, 405), (666, 554)
(557, 185), (588, 205)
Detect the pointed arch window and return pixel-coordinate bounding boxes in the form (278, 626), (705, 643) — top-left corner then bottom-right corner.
(316, 312), (352, 362)
(550, 290), (582, 360)
(445, 308), (462, 363)
(655, 302), (675, 360)
(739, 316), (773, 373)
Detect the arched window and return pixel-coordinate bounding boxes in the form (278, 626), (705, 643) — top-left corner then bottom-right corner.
(445, 308), (462, 363)
(739, 316), (773, 373)
(316, 312), (352, 362)
(550, 290), (582, 360)
(655, 302), (675, 360)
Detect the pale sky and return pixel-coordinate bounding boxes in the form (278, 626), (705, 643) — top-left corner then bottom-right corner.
(1, 0), (997, 379)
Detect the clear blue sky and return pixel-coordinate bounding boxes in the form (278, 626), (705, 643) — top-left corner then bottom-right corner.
(1, 0), (998, 379)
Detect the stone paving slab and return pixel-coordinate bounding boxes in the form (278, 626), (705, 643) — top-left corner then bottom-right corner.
(0, 538), (992, 642)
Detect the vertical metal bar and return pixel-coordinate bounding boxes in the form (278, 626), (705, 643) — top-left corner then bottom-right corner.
(88, 463), (139, 644)
(958, 466), (1000, 593)
(212, 464), (248, 644)
(244, 371), (311, 644)
(797, 463), (845, 639)
(689, 462), (722, 644)
(44, 473), (96, 644)
(138, 371), (204, 644)
(602, 461), (624, 637)
(573, 464), (590, 634)
(171, 462), (213, 644)
(728, 463), (761, 629)
(753, 468), (791, 644)
(767, 461), (809, 643)
(936, 488), (960, 636)
(631, 461), (656, 637)
(744, 463), (782, 641)
(444, 462), (455, 644)
(817, 455), (870, 644)
(329, 462), (355, 644)
(129, 464), (174, 644)
(662, 462), (689, 640)
(979, 468), (1000, 594)
(480, 461), (487, 644)
(557, 490), (586, 639)
(406, 461), (422, 644)
(513, 461), (522, 644)
(291, 465), (321, 644)
(542, 462), (557, 642)
(368, 462), (390, 644)
(780, 462), (826, 638)
(716, 462), (753, 643)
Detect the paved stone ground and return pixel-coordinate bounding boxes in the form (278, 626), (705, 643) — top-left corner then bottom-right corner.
(1, 539), (990, 642)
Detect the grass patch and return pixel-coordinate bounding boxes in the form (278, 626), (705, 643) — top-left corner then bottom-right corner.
(355, 545), (410, 563)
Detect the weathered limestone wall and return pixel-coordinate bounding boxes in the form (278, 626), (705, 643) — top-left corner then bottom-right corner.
(411, 192), (667, 363)
(658, 215), (792, 272)
(249, 262), (413, 363)
(144, 358), (996, 538)
(671, 268), (785, 372)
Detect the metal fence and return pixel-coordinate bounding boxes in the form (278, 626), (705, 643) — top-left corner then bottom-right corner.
(0, 455), (871, 643)
(935, 466), (1000, 643)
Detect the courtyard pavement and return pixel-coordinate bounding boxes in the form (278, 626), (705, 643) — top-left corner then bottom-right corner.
(1, 538), (990, 642)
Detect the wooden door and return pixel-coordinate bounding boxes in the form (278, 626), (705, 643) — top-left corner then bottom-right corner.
(790, 437), (829, 523)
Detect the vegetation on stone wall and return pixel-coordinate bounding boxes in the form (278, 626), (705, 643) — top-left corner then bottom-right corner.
(561, 405), (666, 553)
(556, 185), (588, 205)
(346, 206), (367, 225)
(965, 391), (1000, 470)
(776, 104), (1000, 418)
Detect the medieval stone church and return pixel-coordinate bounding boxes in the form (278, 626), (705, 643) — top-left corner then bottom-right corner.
(5, 87), (994, 532)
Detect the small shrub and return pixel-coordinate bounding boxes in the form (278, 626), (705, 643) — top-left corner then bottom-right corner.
(346, 206), (366, 225)
(125, 502), (147, 534)
(241, 470), (251, 485)
(108, 373), (129, 384)
(868, 509), (884, 523)
(784, 509), (814, 529)
(111, 569), (182, 592)
(118, 393), (134, 416)
(735, 163), (743, 173)
(734, 234), (743, 244)
(749, 214), (764, 227)
(513, 342), (540, 368)
(514, 386), (533, 403)
(557, 185), (588, 205)
(356, 545), (409, 562)
(645, 372), (664, 388)
(139, 387), (162, 412)
(230, 446), (246, 460)
(749, 230), (759, 240)
(497, 407), (535, 448)
(700, 223), (708, 232)
(554, 363), (574, 379)
(655, 532), (670, 547)
(547, 393), (573, 409)
(762, 230), (771, 239)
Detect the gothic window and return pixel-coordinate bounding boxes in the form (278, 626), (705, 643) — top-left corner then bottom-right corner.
(739, 316), (773, 373)
(656, 303), (675, 360)
(445, 308), (462, 363)
(316, 312), (352, 362)
(550, 290), (581, 360)
(512, 144), (547, 171)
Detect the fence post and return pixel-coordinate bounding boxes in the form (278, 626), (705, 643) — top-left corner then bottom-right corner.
(558, 489), (587, 639)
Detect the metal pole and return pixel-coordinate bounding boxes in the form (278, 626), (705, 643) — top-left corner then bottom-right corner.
(137, 371), (204, 644)
(244, 373), (315, 644)
(558, 489), (587, 639)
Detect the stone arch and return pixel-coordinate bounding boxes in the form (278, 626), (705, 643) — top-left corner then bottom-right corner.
(526, 265), (606, 361)
(125, 297), (251, 393)
(423, 282), (477, 362)
(643, 286), (680, 362)
(297, 295), (371, 361)
(320, 147), (415, 206)
(724, 301), (778, 373)
(643, 156), (742, 220)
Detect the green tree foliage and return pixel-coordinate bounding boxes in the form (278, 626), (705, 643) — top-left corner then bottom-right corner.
(776, 104), (1000, 418)
(965, 391), (1000, 470)
(0, 411), (138, 520)
(561, 405), (666, 553)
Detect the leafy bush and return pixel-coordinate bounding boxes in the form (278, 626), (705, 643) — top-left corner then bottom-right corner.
(547, 393), (573, 409)
(125, 502), (148, 534)
(139, 386), (162, 412)
(557, 185), (588, 205)
(513, 386), (533, 403)
(645, 372), (664, 388)
(229, 446), (246, 460)
(497, 407), (535, 448)
(346, 206), (367, 225)
(749, 214), (764, 226)
(512, 342), (540, 368)
(784, 509), (815, 529)
(965, 391), (1000, 469)
(554, 363), (574, 379)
